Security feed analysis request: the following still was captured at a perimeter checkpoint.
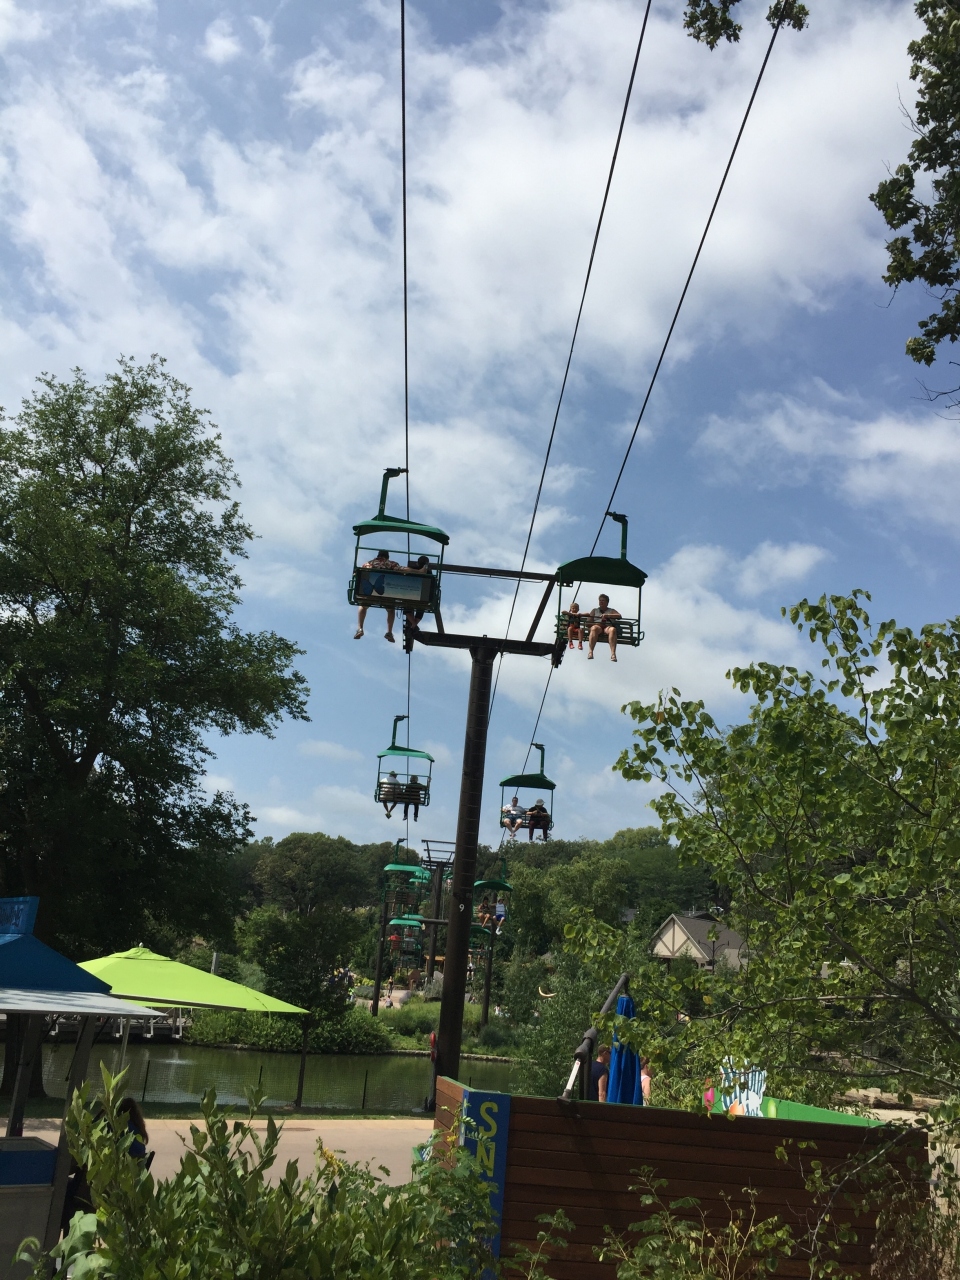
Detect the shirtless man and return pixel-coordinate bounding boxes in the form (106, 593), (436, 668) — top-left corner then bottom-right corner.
(586, 594), (622, 662)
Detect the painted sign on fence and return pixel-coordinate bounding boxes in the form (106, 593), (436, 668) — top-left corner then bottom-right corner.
(459, 1088), (511, 1260)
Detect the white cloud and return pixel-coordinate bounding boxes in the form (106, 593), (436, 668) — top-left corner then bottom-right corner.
(297, 739), (364, 762)
(202, 18), (242, 66)
(0, 0), (45, 44)
(702, 386), (960, 531)
(734, 540), (829, 597)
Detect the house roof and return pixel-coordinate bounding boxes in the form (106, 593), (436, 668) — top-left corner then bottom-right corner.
(652, 913), (744, 963)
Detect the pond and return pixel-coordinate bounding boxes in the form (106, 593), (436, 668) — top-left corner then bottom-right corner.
(42, 1043), (516, 1113)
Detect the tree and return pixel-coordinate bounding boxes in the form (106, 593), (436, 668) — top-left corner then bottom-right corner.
(680, 0), (808, 49)
(870, 3), (960, 372)
(255, 832), (374, 914)
(615, 591), (960, 1099)
(0, 358), (309, 956)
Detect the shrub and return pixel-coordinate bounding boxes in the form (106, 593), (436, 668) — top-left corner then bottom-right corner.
(185, 1005), (392, 1055)
(20, 1072), (498, 1279)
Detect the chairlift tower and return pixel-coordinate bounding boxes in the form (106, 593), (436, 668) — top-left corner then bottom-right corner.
(350, 472), (647, 1106)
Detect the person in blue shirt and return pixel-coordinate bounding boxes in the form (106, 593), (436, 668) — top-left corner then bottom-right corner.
(588, 1045), (610, 1102)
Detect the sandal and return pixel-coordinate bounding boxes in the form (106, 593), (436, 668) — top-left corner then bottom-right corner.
(354, 630), (364, 639)
(587, 651), (594, 659)
(385, 632), (395, 643)
(610, 654), (617, 662)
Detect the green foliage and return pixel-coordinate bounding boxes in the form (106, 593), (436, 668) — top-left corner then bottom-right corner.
(185, 1005), (392, 1055)
(871, 2), (960, 368)
(615, 591), (960, 1099)
(255, 832), (375, 913)
(19, 1070), (499, 1278)
(238, 904), (360, 1018)
(681, 0), (808, 49)
(597, 1174), (825, 1280)
(0, 358), (308, 956)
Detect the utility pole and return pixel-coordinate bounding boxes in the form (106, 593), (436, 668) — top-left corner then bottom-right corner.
(411, 571), (561, 1106)
(433, 644), (495, 1088)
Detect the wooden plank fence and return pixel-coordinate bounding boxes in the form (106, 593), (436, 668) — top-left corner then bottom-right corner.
(434, 1077), (926, 1279)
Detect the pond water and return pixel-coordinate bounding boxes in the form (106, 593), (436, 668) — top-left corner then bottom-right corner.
(42, 1043), (515, 1113)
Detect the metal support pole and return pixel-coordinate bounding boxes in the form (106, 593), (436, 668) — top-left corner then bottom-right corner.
(6, 1014), (46, 1138)
(425, 864), (443, 981)
(370, 895), (389, 1017)
(432, 645), (495, 1101)
(44, 1015), (98, 1253)
(481, 930), (495, 1028)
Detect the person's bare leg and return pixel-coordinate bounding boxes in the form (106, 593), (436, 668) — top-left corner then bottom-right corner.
(355, 605), (367, 639)
(385, 607), (396, 641)
(608, 625), (618, 661)
(588, 625), (601, 658)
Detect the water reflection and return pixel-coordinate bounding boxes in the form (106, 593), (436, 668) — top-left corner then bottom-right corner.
(43, 1044), (514, 1113)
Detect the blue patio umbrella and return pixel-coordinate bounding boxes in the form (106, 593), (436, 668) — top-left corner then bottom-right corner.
(606, 992), (644, 1105)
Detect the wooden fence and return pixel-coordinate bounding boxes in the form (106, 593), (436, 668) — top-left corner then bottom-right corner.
(434, 1077), (927, 1278)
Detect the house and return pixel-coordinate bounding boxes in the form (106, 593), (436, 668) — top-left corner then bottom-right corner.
(651, 911), (745, 971)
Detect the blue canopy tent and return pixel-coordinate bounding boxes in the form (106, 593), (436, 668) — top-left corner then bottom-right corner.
(606, 992), (644, 1106)
(0, 897), (157, 1264)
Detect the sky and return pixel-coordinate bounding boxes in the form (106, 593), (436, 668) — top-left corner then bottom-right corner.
(0, 0), (954, 853)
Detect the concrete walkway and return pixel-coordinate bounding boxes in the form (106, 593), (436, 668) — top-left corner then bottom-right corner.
(22, 1116), (434, 1186)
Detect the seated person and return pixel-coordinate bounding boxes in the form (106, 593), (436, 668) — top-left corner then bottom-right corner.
(403, 555), (433, 634)
(402, 774), (425, 822)
(380, 770), (400, 818)
(501, 795), (527, 838)
(586, 593), (622, 662)
(355, 550), (400, 642)
(563, 602), (584, 650)
(477, 897), (494, 928)
(526, 798), (550, 841)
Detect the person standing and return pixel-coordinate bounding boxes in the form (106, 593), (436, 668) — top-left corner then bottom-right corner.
(588, 1045), (611, 1102)
(641, 1057), (652, 1104)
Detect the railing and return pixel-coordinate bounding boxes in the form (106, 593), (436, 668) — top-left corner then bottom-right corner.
(559, 972), (630, 1101)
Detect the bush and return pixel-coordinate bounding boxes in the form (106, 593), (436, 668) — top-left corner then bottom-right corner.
(20, 1074), (498, 1279)
(185, 1005), (392, 1055)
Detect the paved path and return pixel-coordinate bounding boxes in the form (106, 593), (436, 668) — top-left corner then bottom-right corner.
(22, 1116), (434, 1186)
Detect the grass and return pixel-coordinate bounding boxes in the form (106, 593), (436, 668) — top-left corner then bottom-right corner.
(378, 996), (521, 1057)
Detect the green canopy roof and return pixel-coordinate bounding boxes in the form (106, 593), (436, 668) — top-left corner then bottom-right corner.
(389, 915), (425, 929)
(499, 770), (556, 791)
(383, 862), (430, 881)
(557, 554), (647, 589)
(475, 877), (513, 893)
(353, 515), (449, 546)
(79, 947), (305, 1013)
(378, 745), (435, 762)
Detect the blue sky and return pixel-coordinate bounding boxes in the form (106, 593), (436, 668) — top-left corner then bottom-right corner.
(0, 0), (952, 851)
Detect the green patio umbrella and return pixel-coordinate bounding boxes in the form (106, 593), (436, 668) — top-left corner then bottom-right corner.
(79, 946), (305, 1013)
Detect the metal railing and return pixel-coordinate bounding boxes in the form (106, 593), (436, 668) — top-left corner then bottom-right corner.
(559, 972), (630, 1102)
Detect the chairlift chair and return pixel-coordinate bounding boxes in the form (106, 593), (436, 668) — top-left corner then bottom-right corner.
(499, 743), (556, 838)
(376, 715), (435, 815)
(349, 468), (449, 618)
(553, 512), (647, 667)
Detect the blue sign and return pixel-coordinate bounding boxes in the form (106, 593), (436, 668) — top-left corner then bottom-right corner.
(460, 1088), (511, 1262)
(0, 898), (39, 936)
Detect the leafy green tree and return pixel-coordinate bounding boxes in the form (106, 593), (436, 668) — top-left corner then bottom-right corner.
(870, 2), (960, 370)
(255, 832), (374, 913)
(238, 905), (361, 1019)
(681, 0), (808, 49)
(615, 591), (960, 1099)
(0, 359), (308, 956)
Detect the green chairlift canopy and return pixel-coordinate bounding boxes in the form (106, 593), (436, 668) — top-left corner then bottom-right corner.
(376, 715), (435, 811)
(79, 947), (306, 1013)
(475, 877), (513, 894)
(353, 515), (449, 547)
(378, 745), (435, 763)
(499, 771), (555, 791)
(384, 863), (431, 883)
(389, 914), (425, 929)
(556, 555), (647, 589)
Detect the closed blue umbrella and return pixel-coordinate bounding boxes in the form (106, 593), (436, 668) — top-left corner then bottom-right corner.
(606, 992), (643, 1105)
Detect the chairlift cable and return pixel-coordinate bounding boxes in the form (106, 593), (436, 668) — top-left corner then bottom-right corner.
(488, 0), (654, 718)
(401, 0), (414, 774)
(589, 14), (784, 553)
(515, 16), (785, 797)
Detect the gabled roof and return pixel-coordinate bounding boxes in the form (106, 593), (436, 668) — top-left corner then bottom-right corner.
(652, 913), (745, 963)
